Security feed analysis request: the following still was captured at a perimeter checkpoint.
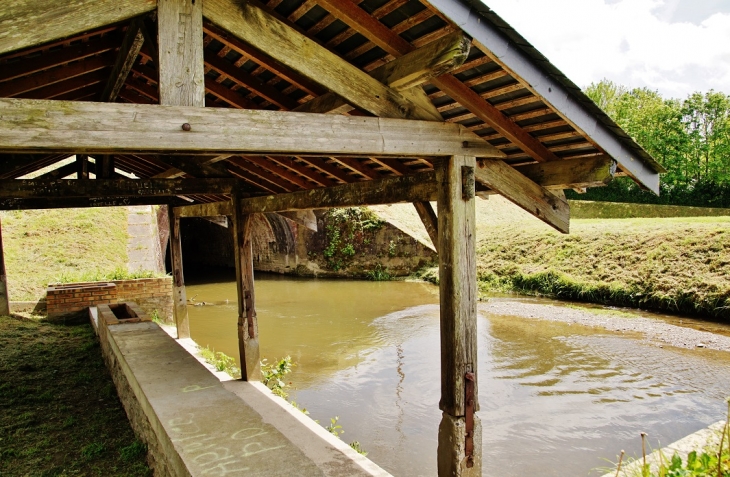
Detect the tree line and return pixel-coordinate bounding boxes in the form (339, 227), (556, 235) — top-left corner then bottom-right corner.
(567, 80), (730, 207)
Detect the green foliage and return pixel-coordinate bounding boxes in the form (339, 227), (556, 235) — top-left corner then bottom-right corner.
(199, 346), (241, 378)
(260, 355), (294, 399)
(53, 267), (165, 285)
(578, 81), (730, 207)
(365, 263), (392, 281)
(80, 442), (105, 460)
(349, 441), (368, 456)
(119, 441), (147, 463)
(325, 416), (343, 437)
(321, 208), (386, 271)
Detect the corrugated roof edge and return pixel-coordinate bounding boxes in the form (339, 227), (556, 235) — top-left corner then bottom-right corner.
(426, 0), (666, 193)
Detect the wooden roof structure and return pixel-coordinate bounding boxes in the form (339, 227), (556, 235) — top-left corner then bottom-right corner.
(0, 1), (663, 474)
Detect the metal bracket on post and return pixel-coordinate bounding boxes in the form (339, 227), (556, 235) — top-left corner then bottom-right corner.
(464, 371), (476, 468)
(244, 290), (255, 338)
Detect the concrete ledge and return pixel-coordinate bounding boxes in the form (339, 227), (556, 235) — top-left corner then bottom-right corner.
(602, 421), (727, 477)
(97, 314), (390, 476)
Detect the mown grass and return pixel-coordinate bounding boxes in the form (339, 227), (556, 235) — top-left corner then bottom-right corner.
(0, 312), (151, 476)
(0, 208), (130, 301)
(396, 199), (730, 320)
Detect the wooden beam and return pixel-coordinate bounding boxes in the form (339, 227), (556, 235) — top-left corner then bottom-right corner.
(436, 155), (481, 476)
(236, 171), (438, 213)
(474, 159), (570, 233)
(167, 205), (190, 339)
(0, 217), (8, 315)
(0, 196), (185, 210)
(204, 0), (439, 121)
(76, 154), (89, 180)
(99, 156), (115, 179)
(232, 191), (260, 381)
(0, 0), (155, 57)
(0, 98), (503, 158)
(175, 200), (232, 218)
(0, 178), (238, 199)
(100, 18), (145, 102)
(413, 201), (438, 250)
(158, 0), (205, 107)
(294, 31), (470, 114)
(510, 155), (615, 191)
(39, 161), (82, 180)
(0, 55), (113, 98)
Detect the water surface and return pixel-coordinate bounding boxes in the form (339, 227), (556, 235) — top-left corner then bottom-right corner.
(186, 270), (730, 476)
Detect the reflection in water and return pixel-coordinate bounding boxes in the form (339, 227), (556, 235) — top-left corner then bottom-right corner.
(187, 271), (730, 477)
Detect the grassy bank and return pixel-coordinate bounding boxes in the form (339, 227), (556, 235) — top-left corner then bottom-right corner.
(0, 208), (130, 301)
(382, 199), (730, 320)
(0, 313), (150, 476)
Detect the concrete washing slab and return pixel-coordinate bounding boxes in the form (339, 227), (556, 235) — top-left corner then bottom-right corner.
(99, 316), (390, 476)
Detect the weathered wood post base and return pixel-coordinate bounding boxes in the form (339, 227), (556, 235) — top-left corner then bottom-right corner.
(436, 155), (480, 476)
(231, 192), (260, 381)
(167, 206), (190, 339)
(438, 413), (482, 476)
(0, 217), (9, 316)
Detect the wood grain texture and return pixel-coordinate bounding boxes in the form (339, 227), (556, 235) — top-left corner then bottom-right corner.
(0, 98), (503, 158)
(100, 18), (145, 102)
(167, 205), (190, 339)
(232, 191), (260, 381)
(414, 201), (438, 250)
(510, 155), (616, 190)
(0, 218), (8, 315)
(203, 0), (437, 121)
(437, 155), (478, 418)
(0, 196), (184, 210)
(175, 200), (232, 218)
(0, 0), (155, 57)
(474, 159), (570, 233)
(0, 178), (238, 198)
(158, 0), (205, 107)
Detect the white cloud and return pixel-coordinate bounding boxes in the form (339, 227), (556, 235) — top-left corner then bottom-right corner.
(483, 0), (730, 98)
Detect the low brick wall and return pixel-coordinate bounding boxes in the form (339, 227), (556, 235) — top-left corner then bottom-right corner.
(47, 277), (173, 321)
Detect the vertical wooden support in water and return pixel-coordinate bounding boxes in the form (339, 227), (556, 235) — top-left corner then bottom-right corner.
(0, 217), (9, 316)
(436, 155), (481, 476)
(158, 0), (204, 340)
(167, 206), (190, 338)
(231, 191), (260, 381)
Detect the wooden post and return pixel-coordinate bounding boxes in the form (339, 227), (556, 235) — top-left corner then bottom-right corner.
(167, 205), (189, 339)
(436, 155), (481, 476)
(231, 191), (260, 381)
(100, 155), (114, 179)
(0, 217), (9, 316)
(76, 154), (89, 179)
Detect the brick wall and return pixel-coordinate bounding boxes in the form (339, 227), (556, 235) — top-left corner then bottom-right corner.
(47, 277), (173, 321)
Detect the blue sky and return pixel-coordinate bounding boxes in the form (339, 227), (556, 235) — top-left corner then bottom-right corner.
(484, 0), (730, 98)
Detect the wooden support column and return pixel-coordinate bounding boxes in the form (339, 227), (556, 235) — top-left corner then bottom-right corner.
(100, 155), (115, 179)
(159, 0), (204, 340)
(0, 217), (9, 316)
(76, 154), (89, 179)
(231, 191), (260, 381)
(436, 155), (481, 476)
(167, 205), (189, 338)
(414, 201), (439, 250)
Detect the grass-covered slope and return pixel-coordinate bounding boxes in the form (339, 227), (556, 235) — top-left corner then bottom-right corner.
(0, 208), (130, 301)
(376, 198), (730, 320)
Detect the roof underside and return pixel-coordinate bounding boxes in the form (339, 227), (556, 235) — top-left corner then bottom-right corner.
(0, 0), (662, 205)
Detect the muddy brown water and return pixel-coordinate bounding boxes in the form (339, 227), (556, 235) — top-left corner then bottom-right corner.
(186, 270), (730, 477)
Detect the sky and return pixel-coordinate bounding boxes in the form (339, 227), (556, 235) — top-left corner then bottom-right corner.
(483, 0), (730, 99)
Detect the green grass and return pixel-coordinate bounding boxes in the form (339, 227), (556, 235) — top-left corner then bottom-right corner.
(0, 208), (131, 301)
(379, 199), (730, 320)
(0, 312), (151, 476)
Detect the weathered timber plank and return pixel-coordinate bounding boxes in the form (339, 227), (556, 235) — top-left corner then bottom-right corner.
(168, 205), (190, 339)
(175, 200), (232, 218)
(413, 201), (438, 250)
(100, 18), (145, 102)
(236, 172), (438, 213)
(0, 196), (186, 210)
(0, 0), (156, 57)
(232, 191), (260, 381)
(76, 154), (89, 180)
(0, 218), (8, 315)
(158, 0), (205, 107)
(294, 32), (470, 114)
(0, 178), (238, 198)
(474, 159), (570, 233)
(510, 155), (615, 190)
(0, 98), (503, 158)
(203, 0), (438, 121)
(436, 155), (481, 476)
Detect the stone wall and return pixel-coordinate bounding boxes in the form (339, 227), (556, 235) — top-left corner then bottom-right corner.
(47, 277), (173, 320)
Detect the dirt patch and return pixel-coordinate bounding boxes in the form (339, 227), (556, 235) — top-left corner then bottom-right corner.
(0, 313), (150, 476)
(481, 299), (730, 352)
